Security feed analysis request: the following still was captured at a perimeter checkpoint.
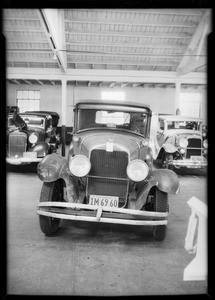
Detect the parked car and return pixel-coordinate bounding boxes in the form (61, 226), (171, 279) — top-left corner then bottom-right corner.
(152, 115), (207, 170)
(37, 101), (179, 241)
(6, 110), (60, 165)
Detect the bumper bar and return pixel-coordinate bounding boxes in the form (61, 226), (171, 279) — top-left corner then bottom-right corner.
(171, 159), (207, 169)
(6, 157), (42, 165)
(37, 202), (168, 226)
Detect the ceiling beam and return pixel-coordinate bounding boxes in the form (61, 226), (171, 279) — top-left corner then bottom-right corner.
(69, 8), (204, 16)
(66, 40), (185, 50)
(23, 79), (32, 85)
(176, 10), (210, 76)
(7, 67), (206, 85)
(37, 9), (67, 73)
(65, 17), (196, 28)
(109, 82), (115, 88)
(37, 80), (44, 85)
(65, 30), (191, 39)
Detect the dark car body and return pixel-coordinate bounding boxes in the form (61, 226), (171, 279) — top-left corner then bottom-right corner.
(153, 115), (207, 169)
(6, 111), (60, 165)
(37, 101), (179, 240)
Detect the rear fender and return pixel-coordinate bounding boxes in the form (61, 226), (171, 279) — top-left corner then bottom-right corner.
(134, 169), (179, 210)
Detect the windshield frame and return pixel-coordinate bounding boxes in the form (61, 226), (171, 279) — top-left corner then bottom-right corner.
(74, 104), (151, 138)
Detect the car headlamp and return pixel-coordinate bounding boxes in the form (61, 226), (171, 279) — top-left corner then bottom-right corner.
(69, 155), (91, 177)
(203, 139), (208, 149)
(29, 133), (38, 144)
(179, 138), (188, 148)
(180, 148), (186, 154)
(126, 160), (149, 182)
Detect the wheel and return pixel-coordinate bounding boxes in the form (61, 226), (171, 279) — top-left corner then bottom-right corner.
(161, 153), (173, 170)
(39, 179), (64, 236)
(151, 187), (168, 241)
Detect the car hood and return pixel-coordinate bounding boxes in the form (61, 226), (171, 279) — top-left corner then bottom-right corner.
(73, 129), (148, 160)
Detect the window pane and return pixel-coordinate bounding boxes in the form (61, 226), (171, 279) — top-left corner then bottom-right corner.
(29, 90), (35, 99)
(22, 91), (29, 99)
(17, 90), (23, 99)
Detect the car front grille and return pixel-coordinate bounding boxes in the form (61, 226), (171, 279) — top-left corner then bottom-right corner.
(186, 138), (202, 158)
(87, 149), (129, 207)
(8, 131), (27, 158)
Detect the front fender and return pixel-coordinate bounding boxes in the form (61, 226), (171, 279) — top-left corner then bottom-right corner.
(150, 169), (179, 194)
(30, 142), (49, 157)
(37, 153), (67, 182)
(134, 169), (179, 210)
(163, 143), (177, 153)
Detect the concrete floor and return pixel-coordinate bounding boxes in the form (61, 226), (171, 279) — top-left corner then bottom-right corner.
(6, 163), (207, 296)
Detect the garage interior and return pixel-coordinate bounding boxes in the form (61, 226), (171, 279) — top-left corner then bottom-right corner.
(4, 8), (209, 296)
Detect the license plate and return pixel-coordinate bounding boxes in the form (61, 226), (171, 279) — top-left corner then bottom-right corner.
(190, 156), (203, 162)
(89, 195), (119, 209)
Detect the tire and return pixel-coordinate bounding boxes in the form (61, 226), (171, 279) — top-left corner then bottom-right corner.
(161, 153), (173, 170)
(39, 180), (64, 236)
(152, 187), (168, 241)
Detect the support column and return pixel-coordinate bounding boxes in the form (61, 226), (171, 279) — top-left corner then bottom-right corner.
(61, 78), (67, 157)
(175, 81), (181, 115)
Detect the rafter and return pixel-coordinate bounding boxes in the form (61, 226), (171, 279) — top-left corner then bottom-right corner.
(176, 10), (210, 76)
(37, 9), (67, 73)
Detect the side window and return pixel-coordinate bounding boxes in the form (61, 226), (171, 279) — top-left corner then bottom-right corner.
(159, 120), (164, 130)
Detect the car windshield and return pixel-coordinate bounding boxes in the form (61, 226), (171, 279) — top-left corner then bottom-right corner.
(166, 120), (201, 131)
(20, 115), (45, 129)
(77, 108), (149, 136)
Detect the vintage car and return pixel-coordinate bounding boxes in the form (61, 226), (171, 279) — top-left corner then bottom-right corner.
(37, 101), (179, 241)
(6, 111), (60, 165)
(152, 115), (207, 169)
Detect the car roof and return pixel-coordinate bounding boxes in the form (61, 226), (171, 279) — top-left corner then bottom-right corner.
(24, 111), (60, 118)
(75, 100), (151, 110)
(158, 114), (203, 122)
(20, 112), (52, 118)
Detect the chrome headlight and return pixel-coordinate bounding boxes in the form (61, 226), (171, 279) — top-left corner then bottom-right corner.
(29, 133), (38, 144)
(126, 160), (149, 182)
(179, 138), (188, 148)
(203, 139), (208, 149)
(69, 155), (91, 177)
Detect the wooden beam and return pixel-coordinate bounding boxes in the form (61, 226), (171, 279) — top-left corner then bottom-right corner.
(7, 67), (206, 85)
(65, 30), (191, 40)
(177, 57), (206, 76)
(37, 80), (44, 85)
(37, 9), (67, 73)
(11, 79), (20, 85)
(66, 40), (185, 50)
(23, 79), (32, 85)
(65, 17), (196, 28)
(109, 82), (115, 88)
(176, 10), (210, 75)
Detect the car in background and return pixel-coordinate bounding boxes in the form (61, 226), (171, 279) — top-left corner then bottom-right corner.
(6, 111), (60, 165)
(152, 115), (207, 170)
(37, 100), (179, 241)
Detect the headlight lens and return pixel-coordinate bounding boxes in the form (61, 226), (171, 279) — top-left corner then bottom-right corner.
(179, 138), (188, 148)
(29, 133), (38, 144)
(69, 155), (91, 177)
(203, 139), (208, 149)
(126, 160), (149, 182)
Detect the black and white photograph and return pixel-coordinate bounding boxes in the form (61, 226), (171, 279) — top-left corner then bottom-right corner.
(3, 6), (210, 296)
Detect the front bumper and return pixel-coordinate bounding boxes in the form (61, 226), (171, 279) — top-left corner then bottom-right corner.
(6, 157), (43, 165)
(37, 202), (168, 226)
(171, 159), (207, 169)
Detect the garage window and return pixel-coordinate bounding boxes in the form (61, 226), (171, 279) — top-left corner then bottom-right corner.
(16, 90), (40, 113)
(179, 92), (202, 117)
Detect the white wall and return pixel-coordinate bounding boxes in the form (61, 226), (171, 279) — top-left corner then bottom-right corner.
(7, 82), (207, 126)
